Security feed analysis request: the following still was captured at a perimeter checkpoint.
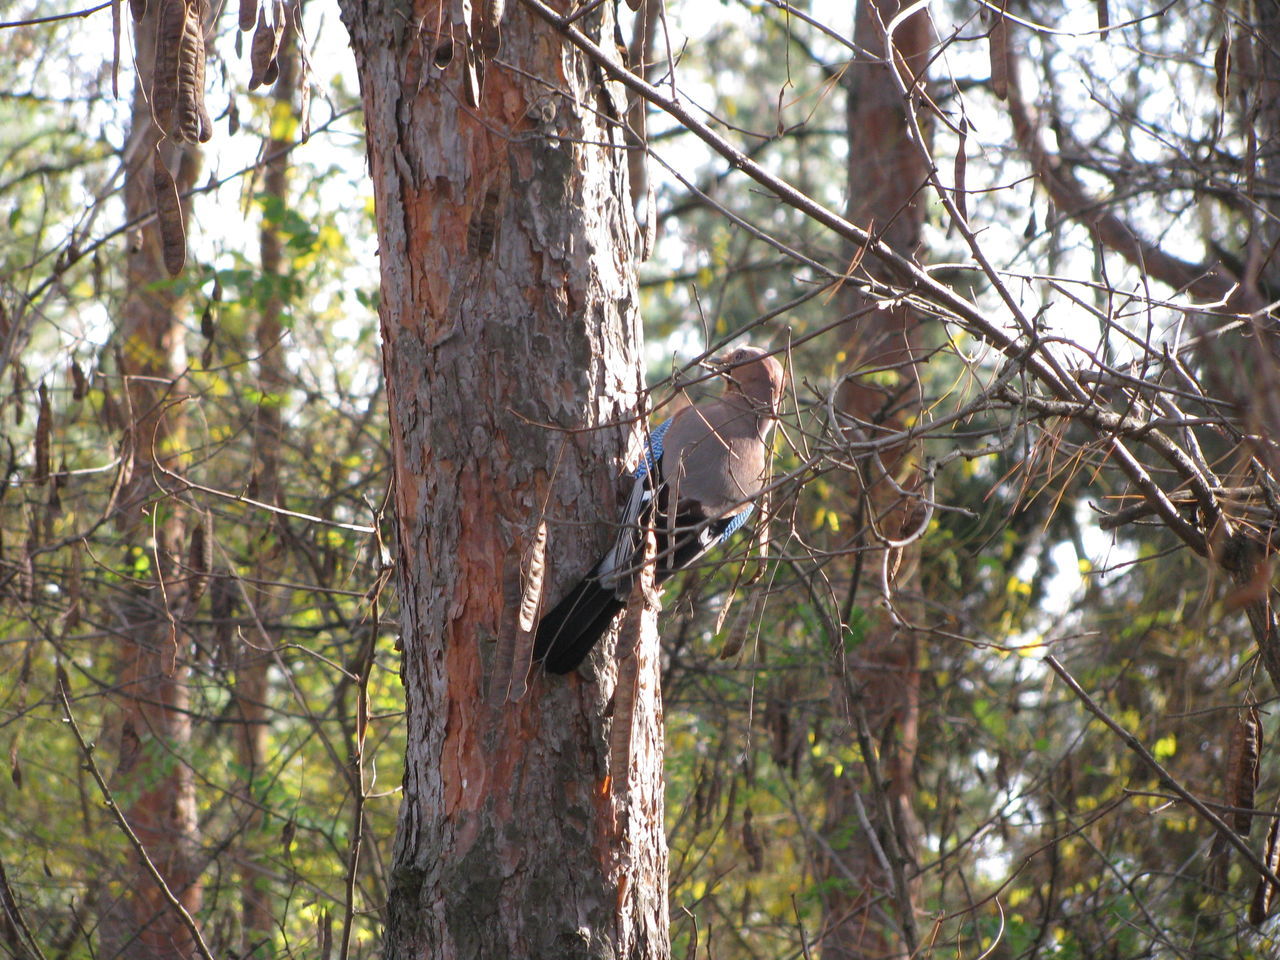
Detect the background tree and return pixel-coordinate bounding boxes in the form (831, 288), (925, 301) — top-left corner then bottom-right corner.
(5, 1), (1280, 959)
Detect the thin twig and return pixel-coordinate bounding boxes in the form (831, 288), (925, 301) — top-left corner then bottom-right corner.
(1046, 655), (1280, 888)
(55, 671), (216, 960)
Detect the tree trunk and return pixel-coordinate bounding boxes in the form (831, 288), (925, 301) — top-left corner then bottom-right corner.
(819, 1), (931, 957)
(233, 18), (299, 951)
(99, 9), (204, 959)
(335, 2), (667, 958)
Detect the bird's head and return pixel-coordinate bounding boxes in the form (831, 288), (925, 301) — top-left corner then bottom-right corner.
(712, 345), (786, 417)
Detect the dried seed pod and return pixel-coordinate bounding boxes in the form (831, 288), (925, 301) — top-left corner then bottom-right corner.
(34, 382), (50, 485)
(988, 13), (1009, 101)
(112, 0), (122, 96)
(1250, 817), (1280, 925)
(174, 0), (213, 143)
(11, 364), (26, 427)
(248, 5), (282, 90)
(719, 588), (763, 660)
(239, 0), (257, 32)
(742, 805), (764, 872)
(152, 0), (185, 131)
(174, 2), (209, 142)
(294, 0), (314, 141)
(954, 117), (969, 222)
(713, 585), (738, 636)
(9, 741), (21, 791)
(185, 510), (213, 605)
(152, 152), (187, 276)
(1215, 34), (1232, 101)
(129, 0), (146, 20)
(517, 521), (547, 633)
(69, 360), (87, 401)
(1226, 703), (1262, 835)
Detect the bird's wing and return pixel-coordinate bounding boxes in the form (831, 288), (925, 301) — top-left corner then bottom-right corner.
(598, 417), (672, 593)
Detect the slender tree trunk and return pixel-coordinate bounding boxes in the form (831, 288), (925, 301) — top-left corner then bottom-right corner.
(232, 18), (299, 952)
(336, 2), (666, 957)
(99, 9), (204, 959)
(819, 2), (931, 957)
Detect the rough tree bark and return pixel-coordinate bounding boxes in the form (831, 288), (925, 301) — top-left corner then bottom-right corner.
(98, 9), (204, 960)
(336, 1), (668, 957)
(819, 1), (931, 956)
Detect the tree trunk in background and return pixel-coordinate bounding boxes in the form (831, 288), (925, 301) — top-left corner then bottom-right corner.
(819, 2), (931, 956)
(233, 18), (299, 952)
(337, 2), (666, 958)
(99, 10), (204, 960)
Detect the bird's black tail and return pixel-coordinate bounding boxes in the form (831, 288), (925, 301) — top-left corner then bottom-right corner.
(532, 577), (626, 674)
(534, 507), (738, 674)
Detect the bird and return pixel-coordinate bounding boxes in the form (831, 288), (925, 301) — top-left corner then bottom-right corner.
(533, 345), (785, 674)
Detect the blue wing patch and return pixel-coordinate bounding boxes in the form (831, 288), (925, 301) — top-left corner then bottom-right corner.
(719, 505), (753, 542)
(633, 418), (672, 481)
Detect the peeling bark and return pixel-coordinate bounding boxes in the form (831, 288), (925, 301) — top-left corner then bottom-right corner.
(336, 1), (666, 956)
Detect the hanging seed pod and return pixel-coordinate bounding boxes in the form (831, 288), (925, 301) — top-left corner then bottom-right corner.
(34, 382), (50, 485)
(11, 364), (26, 427)
(9, 739), (21, 791)
(1250, 817), (1280, 925)
(175, 0), (213, 143)
(954, 117), (969, 222)
(517, 521), (547, 633)
(988, 12), (1009, 100)
(1215, 33), (1232, 101)
(152, 0), (185, 132)
(112, 0), (122, 96)
(185, 509), (213, 605)
(248, 3), (282, 89)
(1226, 703), (1262, 835)
(741, 805), (764, 872)
(239, 0), (257, 32)
(48, 459), (66, 514)
(153, 152), (187, 276)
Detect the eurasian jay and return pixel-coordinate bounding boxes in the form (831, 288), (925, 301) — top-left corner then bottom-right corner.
(534, 345), (786, 674)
